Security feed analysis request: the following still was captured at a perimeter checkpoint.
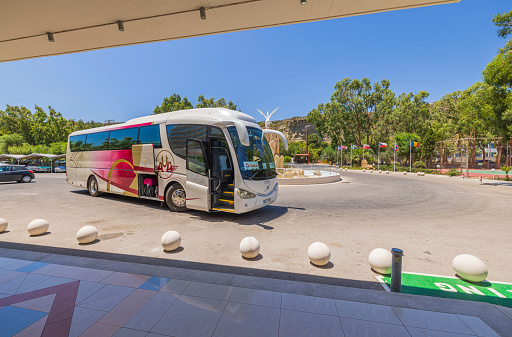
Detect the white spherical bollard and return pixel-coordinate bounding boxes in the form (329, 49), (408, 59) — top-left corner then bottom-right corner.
(344, 168), (348, 172)
(240, 237), (260, 259)
(362, 169), (366, 172)
(378, 170), (382, 173)
(76, 226), (98, 244)
(0, 218), (7, 233)
(368, 248), (392, 274)
(161, 231), (182, 252)
(308, 242), (331, 266)
(27, 219), (49, 236)
(403, 171), (407, 175)
(385, 171), (390, 174)
(452, 254), (488, 283)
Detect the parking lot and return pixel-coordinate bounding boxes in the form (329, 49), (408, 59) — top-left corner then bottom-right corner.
(1, 171), (511, 289)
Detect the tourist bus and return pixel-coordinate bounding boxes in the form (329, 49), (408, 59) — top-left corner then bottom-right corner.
(66, 108), (288, 213)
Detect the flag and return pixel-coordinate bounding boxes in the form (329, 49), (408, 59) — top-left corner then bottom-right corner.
(338, 146), (341, 150)
(363, 144), (370, 150)
(395, 143), (399, 152)
(341, 145), (347, 150)
(351, 144), (358, 149)
(379, 142), (387, 148)
(410, 141), (420, 147)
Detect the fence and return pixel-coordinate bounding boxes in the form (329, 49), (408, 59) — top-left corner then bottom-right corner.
(277, 163), (339, 177)
(435, 141), (512, 171)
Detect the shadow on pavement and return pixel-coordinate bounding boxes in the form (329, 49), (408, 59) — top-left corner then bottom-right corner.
(0, 241), (382, 291)
(70, 190), (299, 230)
(187, 205), (300, 230)
(481, 182), (512, 186)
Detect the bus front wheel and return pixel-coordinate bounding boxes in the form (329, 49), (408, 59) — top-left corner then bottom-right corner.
(88, 176), (101, 197)
(166, 184), (188, 212)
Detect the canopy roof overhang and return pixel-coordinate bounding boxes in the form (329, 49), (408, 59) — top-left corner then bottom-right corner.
(0, 153), (65, 161)
(1, 0), (460, 63)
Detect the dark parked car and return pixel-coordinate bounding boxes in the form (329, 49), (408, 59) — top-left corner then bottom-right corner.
(0, 164), (35, 183)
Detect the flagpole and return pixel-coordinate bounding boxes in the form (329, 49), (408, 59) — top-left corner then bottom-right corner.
(351, 144), (353, 168)
(394, 141), (396, 172)
(336, 144), (338, 168)
(378, 146), (380, 170)
(341, 146), (343, 168)
(362, 146), (365, 169)
(409, 140), (412, 173)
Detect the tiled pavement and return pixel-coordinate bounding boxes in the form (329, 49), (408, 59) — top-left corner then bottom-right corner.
(0, 249), (510, 337)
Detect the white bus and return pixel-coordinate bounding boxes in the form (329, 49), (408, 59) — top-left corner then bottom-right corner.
(66, 108), (288, 213)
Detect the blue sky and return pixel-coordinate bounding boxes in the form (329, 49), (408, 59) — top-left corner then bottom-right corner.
(0, 0), (510, 123)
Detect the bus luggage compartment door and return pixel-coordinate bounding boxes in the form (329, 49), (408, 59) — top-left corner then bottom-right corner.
(132, 144), (155, 173)
(185, 139), (210, 211)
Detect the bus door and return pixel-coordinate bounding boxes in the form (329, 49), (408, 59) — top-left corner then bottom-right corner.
(185, 139), (210, 211)
(209, 134), (234, 211)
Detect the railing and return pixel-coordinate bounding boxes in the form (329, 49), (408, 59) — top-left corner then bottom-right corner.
(277, 163), (339, 177)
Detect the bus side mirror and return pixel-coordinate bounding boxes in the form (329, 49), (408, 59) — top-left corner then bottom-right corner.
(234, 121), (250, 146)
(263, 129), (288, 150)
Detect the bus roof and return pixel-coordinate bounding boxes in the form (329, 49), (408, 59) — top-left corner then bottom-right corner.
(70, 108), (259, 136)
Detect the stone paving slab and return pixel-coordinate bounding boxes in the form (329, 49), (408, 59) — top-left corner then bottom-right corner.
(0, 248), (509, 337)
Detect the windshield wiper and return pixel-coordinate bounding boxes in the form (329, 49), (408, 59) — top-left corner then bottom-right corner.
(248, 169), (265, 180)
(248, 169), (277, 180)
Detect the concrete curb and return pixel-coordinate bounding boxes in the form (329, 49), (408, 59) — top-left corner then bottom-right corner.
(277, 174), (340, 185)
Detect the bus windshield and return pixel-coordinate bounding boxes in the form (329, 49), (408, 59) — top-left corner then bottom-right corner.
(227, 126), (277, 180)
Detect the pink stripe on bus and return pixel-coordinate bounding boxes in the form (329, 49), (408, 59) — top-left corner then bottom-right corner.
(103, 122), (153, 131)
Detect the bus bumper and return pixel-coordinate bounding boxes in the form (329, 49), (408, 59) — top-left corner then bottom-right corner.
(234, 187), (278, 214)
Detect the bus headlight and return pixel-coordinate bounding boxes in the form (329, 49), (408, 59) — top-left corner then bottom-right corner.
(238, 189), (256, 199)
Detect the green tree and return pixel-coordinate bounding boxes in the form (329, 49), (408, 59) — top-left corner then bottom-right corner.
(493, 10), (512, 38)
(322, 145), (336, 163)
(0, 105), (33, 143)
(483, 8), (512, 162)
(394, 133), (420, 166)
(421, 128), (436, 166)
(153, 94), (193, 114)
(308, 78), (394, 147)
(391, 91), (430, 136)
(501, 165), (512, 180)
(0, 134), (24, 153)
(195, 95), (239, 110)
(282, 141), (306, 157)
(307, 133), (322, 149)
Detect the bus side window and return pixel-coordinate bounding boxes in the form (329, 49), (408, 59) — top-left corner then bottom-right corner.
(138, 125), (161, 147)
(109, 128), (138, 150)
(69, 135), (86, 152)
(187, 140), (207, 175)
(210, 126), (224, 136)
(84, 132), (109, 151)
(167, 124), (207, 159)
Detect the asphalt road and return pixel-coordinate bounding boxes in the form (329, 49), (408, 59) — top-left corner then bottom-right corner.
(1, 171), (511, 289)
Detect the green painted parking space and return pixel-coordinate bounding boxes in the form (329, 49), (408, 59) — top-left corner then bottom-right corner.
(467, 169), (507, 175)
(377, 272), (512, 308)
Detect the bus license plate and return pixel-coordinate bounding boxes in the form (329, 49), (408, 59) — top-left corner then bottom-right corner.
(263, 198), (271, 205)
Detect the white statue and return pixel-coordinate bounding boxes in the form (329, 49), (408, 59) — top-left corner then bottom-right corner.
(257, 108), (278, 129)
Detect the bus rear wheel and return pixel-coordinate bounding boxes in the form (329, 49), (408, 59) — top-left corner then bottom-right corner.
(88, 176), (101, 197)
(166, 184), (188, 212)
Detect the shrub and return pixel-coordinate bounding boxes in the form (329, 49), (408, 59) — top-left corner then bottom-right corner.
(284, 156), (291, 162)
(446, 169), (461, 177)
(501, 165), (512, 180)
(413, 161), (426, 169)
